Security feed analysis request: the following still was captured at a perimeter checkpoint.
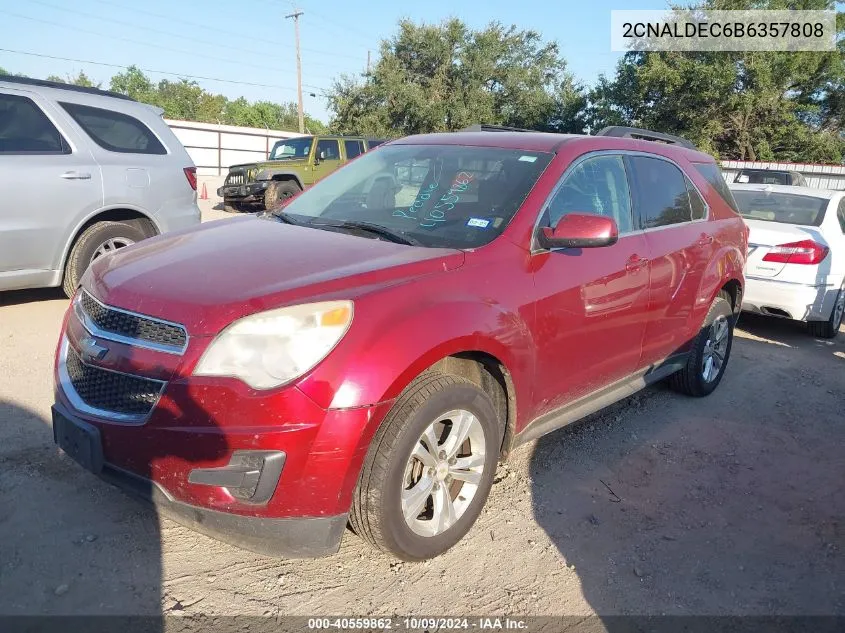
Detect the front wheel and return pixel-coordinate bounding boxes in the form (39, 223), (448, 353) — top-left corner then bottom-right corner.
(350, 373), (500, 561)
(263, 180), (301, 210)
(669, 291), (735, 397)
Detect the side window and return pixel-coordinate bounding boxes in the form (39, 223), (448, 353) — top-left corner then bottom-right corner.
(316, 139), (340, 161)
(545, 155), (633, 234)
(628, 156), (691, 229)
(0, 93), (68, 154)
(59, 102), (166, 155)
(344, 139), (363, 160)
(694, 162), (740, 213)
(367, 139), (385, 149)
(685, 176), (707, 220)
(838, 198), (845, 234)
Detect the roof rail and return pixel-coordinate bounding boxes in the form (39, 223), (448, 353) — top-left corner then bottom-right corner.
(596, 126), (696, 150)
(460, 124), (538, 133)
(0, 75), (136, 102)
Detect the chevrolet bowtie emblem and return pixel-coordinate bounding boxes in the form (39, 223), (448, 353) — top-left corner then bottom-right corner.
(79, 336), (108, 362)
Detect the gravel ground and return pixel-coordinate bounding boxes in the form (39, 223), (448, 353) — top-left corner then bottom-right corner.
(1, 203), (843, 622)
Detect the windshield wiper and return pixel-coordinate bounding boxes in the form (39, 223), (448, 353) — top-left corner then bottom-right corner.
(310, 220), (422, 246)
(260, 209), (301, 225)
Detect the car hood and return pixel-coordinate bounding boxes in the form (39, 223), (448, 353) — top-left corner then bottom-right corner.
(229, 159), (308, 171)
(85, 216), (465, 336)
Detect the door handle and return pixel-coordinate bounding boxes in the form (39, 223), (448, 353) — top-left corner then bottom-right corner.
(60, 171), (92, 180)
(625, 255), (649, 272)
(696, 234), (714, 246)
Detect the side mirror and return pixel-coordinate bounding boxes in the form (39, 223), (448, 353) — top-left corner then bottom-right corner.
(539, 213), (619, 249)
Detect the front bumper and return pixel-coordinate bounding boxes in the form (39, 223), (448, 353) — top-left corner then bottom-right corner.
(99, 459), (347, 558)
(742, 276), (841, 322)
(217, 181), (270, 202)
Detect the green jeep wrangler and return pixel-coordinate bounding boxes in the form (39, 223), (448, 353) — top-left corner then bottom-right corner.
(217, 135), (386, 212)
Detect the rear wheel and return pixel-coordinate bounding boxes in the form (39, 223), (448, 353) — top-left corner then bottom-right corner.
(263, 180), (301, 210)
(350, 373), (500, 561)
(669, 291), (735, 397)
(62, 220), (153, 298)
(808, 283), (844, 339)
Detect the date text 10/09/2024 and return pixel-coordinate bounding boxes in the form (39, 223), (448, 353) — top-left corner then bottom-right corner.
(307, 617), (529, 630)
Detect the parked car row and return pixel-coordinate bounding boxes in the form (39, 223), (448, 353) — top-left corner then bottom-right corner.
(1, 78), (839, 562)
(0, 76), (201, 296)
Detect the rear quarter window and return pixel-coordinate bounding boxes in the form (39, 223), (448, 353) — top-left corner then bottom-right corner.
(59, 102), (167, 155)
(694, 162), (740, 213)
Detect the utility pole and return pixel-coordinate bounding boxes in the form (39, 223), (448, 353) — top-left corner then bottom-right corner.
(366, 50), (371, 75)
(285, 9), (305, 134)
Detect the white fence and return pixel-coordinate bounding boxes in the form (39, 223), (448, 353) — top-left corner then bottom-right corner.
(720, 160), (845, 190)
(165, 119), (305, 176)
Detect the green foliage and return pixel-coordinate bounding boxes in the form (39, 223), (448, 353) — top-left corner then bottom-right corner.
(586, 0), (845, 162)
(327, 19), (587, 136)
(46, 71), (101, 88)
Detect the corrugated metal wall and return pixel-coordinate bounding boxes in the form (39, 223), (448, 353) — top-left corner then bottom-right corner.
(720, 160), (845, 190)
(164, 119), (305, 176)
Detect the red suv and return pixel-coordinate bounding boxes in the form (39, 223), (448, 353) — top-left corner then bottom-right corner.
(53, 126), (747, 561)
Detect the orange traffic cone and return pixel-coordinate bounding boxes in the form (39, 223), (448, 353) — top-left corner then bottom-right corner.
(200, 182), (208, 200)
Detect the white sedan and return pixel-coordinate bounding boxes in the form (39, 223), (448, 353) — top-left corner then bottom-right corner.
(730, 183), (845, 338)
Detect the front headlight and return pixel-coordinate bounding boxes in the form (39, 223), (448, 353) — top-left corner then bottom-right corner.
(193, 301), (353, 389)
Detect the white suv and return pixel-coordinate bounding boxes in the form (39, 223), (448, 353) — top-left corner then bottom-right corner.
(731, 183), (845, 338)
(0, 76), (201, 296)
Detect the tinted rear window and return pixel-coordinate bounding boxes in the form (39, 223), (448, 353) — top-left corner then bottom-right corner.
(733, 190), (828, 227)
(60, 102), (167, 154)
(736, 170), (790, 185)
(694, 162), (740, 213)
(627, 156), (692, 228)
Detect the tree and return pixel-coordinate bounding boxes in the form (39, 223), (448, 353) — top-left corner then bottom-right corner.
(45, 71), (101, 88)
(327, 19), (587, 136)
(586, 0), (844, 162)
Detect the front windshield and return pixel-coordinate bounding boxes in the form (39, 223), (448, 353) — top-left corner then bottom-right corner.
(733, 190), (828, 227)
(278, 144), (553, 249)
(269, 137), (313, 160)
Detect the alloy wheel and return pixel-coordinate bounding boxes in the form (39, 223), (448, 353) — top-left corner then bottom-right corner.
(91, 237), (135, 262)
(702, 315), (730, 383)
(401, 409), (486, 537)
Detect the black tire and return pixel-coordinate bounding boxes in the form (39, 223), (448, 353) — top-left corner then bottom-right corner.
(669, 291), (735, 397)
(808, 284), (844, 339)
(62, 220), (152, 298)
(223, 198), (244, 213)
(350, 372), (500, 561)
(263, 180), (301, 210)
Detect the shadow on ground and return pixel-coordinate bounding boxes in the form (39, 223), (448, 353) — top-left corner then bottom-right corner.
(529, 319), (844, 621)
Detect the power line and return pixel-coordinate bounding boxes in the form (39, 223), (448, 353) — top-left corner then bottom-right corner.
(16, 4), (367, 71)
(303, 7), (376, 50)
(66, 0), (369, 65)
(0, 47), (332, 93)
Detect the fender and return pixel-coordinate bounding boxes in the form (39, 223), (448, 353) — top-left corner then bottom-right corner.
(298, 298), (536, 415)
(687, 241), (745, 334)
(54, 204), (161, 273)
(258, 171), (305, 189)
(300, 298), (536, 515)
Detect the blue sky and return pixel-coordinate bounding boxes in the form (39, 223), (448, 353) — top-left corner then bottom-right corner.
(0, 0), (672, 123)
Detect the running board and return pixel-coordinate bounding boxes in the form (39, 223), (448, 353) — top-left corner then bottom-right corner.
(512, 355), (687, 448)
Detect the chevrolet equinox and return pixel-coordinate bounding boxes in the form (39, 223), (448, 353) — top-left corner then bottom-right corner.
(53, 125), (747, 561)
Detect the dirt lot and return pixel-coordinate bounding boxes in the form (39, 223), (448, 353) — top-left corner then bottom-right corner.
(1, 203), (843, 622)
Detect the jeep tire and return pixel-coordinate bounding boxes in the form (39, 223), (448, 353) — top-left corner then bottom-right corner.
(263, 180), (301, 210)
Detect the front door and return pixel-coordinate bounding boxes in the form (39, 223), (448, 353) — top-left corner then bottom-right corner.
(530, 153), (651, 418)
(311, 138), (342, 185)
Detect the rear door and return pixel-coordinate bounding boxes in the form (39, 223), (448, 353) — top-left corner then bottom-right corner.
(0, 89), (102, 275)
(626, 155), (714, 367)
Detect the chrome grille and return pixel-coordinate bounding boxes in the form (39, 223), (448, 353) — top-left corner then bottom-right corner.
(78, 290), (187, 352)
(65, 344), (165, 418)
(226, 171), (245, 186)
